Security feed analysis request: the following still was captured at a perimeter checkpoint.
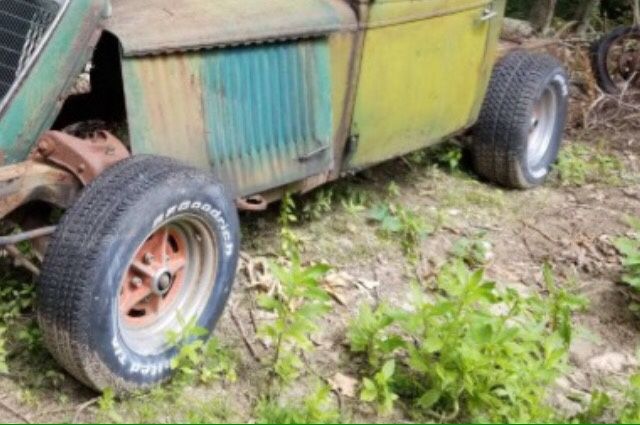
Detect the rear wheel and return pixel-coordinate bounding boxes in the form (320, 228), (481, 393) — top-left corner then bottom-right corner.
(471, 52), (569, 189)
(37, 155), (239, 392)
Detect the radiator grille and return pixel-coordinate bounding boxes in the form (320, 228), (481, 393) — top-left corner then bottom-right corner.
(0, 0), (61, 102)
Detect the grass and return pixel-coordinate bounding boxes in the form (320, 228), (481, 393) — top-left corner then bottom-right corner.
(553, 143), (626, 187)
(0, 139), (636, 423)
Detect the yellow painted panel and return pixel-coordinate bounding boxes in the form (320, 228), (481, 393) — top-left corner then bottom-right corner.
(367, 0), (491, 27)
(351, 3), (492, 168)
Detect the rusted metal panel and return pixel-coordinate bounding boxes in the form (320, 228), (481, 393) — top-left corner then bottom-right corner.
(122, 38), (335, 197)
(0, 160), (79, 219)
(106, 0), (357, 57)
(31, 131), (130, 185)
(121, 54), (211, 169)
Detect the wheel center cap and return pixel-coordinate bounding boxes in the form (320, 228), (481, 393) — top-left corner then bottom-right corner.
(152, 269), (174, 295)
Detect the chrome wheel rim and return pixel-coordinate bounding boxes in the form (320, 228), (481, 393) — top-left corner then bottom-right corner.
(527, 87), (558, 177)
(118, 214), (218, 355)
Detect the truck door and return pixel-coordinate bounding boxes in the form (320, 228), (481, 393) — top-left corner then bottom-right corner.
(349, 0), (505, 168)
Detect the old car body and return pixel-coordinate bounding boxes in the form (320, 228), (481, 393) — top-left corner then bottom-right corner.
(0, 0), (506, 207)
(107, 0), (504, 200)
(0, 0), (572, 392)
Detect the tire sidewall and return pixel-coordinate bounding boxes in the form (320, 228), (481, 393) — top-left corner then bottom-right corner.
(86, 178), (239, 387)
(518, 67), (569, 187)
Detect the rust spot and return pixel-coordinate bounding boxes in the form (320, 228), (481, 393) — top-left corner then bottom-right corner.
(30, 130), (130, 186)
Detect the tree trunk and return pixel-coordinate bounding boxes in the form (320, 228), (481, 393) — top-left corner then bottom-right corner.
(634, 0), (640, 27)
(530, 0), (558, 35)
(575, 0), (599, 36)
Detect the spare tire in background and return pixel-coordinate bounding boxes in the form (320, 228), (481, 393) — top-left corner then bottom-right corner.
(591, 26), (640, 94)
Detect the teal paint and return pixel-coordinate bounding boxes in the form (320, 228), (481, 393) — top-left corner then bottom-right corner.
(0, 0), (104, 163)
(201, 38), (333, 196)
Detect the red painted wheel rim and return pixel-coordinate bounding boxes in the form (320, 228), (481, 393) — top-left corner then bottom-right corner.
(116, 214), (219, 355)
(119, 226), (188, 327)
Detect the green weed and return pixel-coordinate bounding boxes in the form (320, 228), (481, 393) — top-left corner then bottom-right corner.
(166, 318), (237, 388)
(279, 191), (302, 258)
(348, 261), (587, 421)
(347, 303), (403, 370)
(255, 383), (341, 424)
(184, 399), (231, 423)
(301, 189), (334, 222)
(97, 388), (123, 423)
(338, 185), (370, 216)
(360, 359), (398, 415)
(368, 203), (431, 260)
(615, 217), (640, 291)
(574, 390), (612, 424)
(450, 232), (493, 267)
(620, 373), (640, 423)
(573, 372), (640, 423)
(257, 257), (332, 384)
(555, 144), (624, 187)
(408, 141), (464, 172)
(432, 142), (464, 172)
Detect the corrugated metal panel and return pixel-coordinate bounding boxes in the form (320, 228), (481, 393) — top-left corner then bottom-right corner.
(123, 38), (334, 197)
(202, 39), (333, 194)
(106, 0), (357, 57)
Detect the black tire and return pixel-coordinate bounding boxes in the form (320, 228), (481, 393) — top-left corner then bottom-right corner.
(471, 51), (569, 189)
(37, 155), (240, 392)
(591, 26), (640, 94)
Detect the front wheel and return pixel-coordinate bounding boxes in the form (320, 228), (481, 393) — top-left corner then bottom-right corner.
(471, 52), (569, 189)
(37, 156), (240, 392)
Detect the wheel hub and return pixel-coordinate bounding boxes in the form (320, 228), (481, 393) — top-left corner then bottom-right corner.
(153, 269), (174, 295)
(119, 225), (188, 327)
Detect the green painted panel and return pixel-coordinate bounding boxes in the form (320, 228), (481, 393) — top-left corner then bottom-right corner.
(0, 0), (105, 163)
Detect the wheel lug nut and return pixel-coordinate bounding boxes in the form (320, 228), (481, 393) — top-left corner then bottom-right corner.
(143, 253), (154, 265)
(131, 277), (143, 287)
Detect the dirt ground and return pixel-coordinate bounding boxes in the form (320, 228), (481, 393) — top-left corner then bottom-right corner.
(0, 49), (639, 423)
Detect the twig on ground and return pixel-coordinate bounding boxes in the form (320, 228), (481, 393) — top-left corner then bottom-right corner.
(0, 399), (31, 424)
(521, 220), (560, 244)
(248, 307), (269, 350)
(72, 397), (99, 424)
(230, 304), (260, 362)
(521, 232), (538, 261)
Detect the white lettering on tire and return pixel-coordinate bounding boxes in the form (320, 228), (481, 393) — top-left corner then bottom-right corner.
(152, 201), (234, 257)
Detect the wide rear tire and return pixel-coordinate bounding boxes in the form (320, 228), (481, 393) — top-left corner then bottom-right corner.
(37, 155), (240, 392)
(471, 52), (569, 189)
